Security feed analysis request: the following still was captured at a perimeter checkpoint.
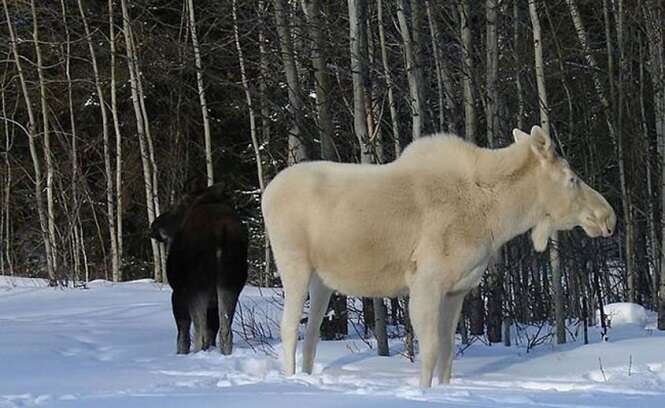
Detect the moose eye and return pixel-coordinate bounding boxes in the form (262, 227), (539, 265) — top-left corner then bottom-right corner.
(568, 176), (579, 187)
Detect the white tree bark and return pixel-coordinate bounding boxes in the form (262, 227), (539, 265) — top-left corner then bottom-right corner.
(274, 0), (307, 164)
(120, 0), (163, 282)
(30, 0), (58, 281)
(187, 0), (214, 186)
(377, 0), (400, 156)
(3, 0), (54, 281)
(529, 0), (565, 344)
(109, 0), (124, 276)
(397, 0), (425, 140)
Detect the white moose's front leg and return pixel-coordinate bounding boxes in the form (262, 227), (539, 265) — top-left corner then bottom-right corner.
(409, 277), (443, 388)
(436, 290), (467, 384)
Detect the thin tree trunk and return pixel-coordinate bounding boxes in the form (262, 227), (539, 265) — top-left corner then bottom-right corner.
(459, 0), (476, 143)
(186, 0), (214, 186)
(513, 0), (525, 130)
(258, 0), (272, 284)
(301, 0), (335, 161)
(109, 0), (124, 278)
(377, 0), (400, 156)
(485, 0), (503, 344)
(30, 0), (58, 281)
(349, 0), (388, 356)
(396, 0), (424, 140)
(120, 0), (162, 282)
(78, 0), (120, 283)
(1, 81), (12, 276)
(60, 0), (83, 282)
(274, 0), (307, 164)
(3, 0), (54, 282)
(529, 0), (565, 344)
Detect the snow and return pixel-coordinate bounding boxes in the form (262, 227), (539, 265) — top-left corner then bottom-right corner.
(597, 303), (649, 327)
(1, 276), (665, 407)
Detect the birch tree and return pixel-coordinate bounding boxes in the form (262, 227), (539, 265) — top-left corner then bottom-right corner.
(3, 0), (55, 282)
(274, 0), (307, 164)
(529, 0), (565, 344)
(396, 0), (425, 140)
(109, 0), (124, 275)
(186, 0), (214, 186)
(120, 0), (163, 282)
(349, 0), (389, 356)
(31, 0), (58, 280)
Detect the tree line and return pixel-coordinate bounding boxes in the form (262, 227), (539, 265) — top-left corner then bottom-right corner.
(1, 0), (664, 349)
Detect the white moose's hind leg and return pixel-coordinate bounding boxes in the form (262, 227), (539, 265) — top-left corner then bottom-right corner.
(436, 291), (466, 384)
(279, 258), (312, 376)
(409, 281), (443, 388)
(302, 274), (333, 374)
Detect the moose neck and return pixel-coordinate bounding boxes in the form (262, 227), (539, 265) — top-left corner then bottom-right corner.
(474, 142), (547, 251)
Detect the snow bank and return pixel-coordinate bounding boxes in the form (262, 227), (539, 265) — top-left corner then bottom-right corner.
(596, 302), (648, 327)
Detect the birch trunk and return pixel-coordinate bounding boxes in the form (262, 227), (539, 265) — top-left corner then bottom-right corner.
(30, 0), (58, 281)
(301, 0), (335, 161)
(3, 0), (54, 281)
(396, 0), (424, 140)
(78, 0), (120, 282)
(109, 0), (124, 276)
(513, 0), (525, 130)
(120, 0), (163, 282)
(1, 81), (12, 276)
(349, 0), (388, 356)
(186, 0), (214, 186)
(529, 0), (565, 344)
(59, 0), (80, 281)
(377, 0), (400, 156)
(274, 0), (307, 164)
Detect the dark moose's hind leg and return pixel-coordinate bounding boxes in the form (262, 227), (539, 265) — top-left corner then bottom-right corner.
(171, 290), (191, 354)
(218, 286), (242, 355)
(190, 292), (215, 352)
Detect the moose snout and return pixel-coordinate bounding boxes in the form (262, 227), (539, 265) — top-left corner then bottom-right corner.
(602, 207), (617, 238)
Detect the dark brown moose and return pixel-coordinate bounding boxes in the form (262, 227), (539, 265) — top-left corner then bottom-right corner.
(151, 182), (248, 355)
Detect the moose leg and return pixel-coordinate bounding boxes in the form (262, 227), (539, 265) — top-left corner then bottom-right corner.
(436, 291), (466, 384)
(302, 274), (333, 374)
(217, 285), (241, 355)
(279, 260), (312, 376)
(172, 290), (191, 354)
(190, 292), (210, 352)
(409, 281), (442, 388)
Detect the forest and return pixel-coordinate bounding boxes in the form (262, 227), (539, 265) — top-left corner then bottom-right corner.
(1, 0), (665, 352)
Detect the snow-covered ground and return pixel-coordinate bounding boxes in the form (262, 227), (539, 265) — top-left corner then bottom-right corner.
(1, 276), (664, 407)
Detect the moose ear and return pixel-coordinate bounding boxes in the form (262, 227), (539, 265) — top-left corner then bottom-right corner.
(512, 128), (530, 143)
(530, 125), (554, 161)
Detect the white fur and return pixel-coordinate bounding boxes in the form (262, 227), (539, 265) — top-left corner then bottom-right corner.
(261, 126), (616, 388)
